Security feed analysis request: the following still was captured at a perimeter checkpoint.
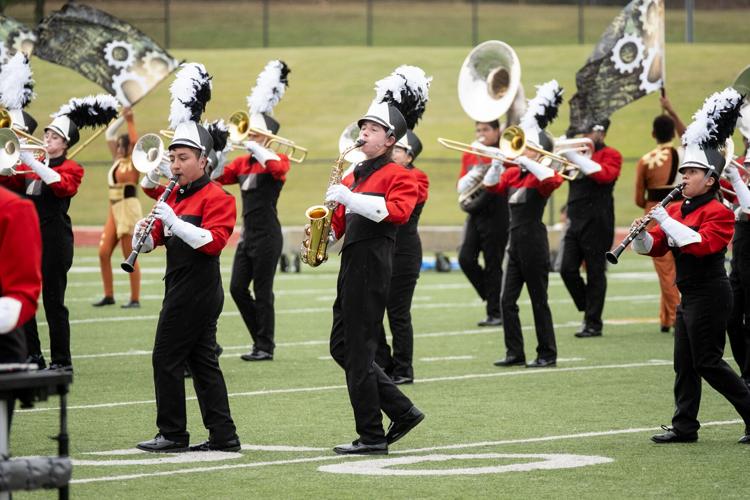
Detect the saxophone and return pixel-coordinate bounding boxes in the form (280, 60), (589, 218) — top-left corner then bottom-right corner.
(301, 139), (365, 267)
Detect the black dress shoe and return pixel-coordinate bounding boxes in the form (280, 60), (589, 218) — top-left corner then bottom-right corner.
(575, 327), (602, 338)
(47, 363), (73, 372)
(660, 325), (670, 333)
(136, 434), (189, 453)
(738, 430), (750, 444)
(493, 356), (526, 367)
(240, 349), (273, 361)
(215, 344), (224, 358)
(333, 440), (388, 455)
(26, 354), (46, 370)
(121, 300), (140, 309)
(392, 375), (414, 385)
(526, 358), (556, 368)
(386, 406), (425, 444)
(189, 438), (241, 452)
(651, 425), (698, 444)
(92, 296), (115, 307)
(478, 316), (503, 327)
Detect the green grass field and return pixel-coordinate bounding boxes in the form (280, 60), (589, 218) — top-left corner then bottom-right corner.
(11, 247), (750, 498)
(20, 43), (750, 228)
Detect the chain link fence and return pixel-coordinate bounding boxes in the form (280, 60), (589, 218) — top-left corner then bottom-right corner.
(3, 0), (749, 49)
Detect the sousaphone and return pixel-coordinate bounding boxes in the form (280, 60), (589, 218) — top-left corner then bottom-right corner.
(735, 65), (750, 139)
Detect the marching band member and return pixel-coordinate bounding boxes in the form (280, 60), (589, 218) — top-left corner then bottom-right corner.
(725, 118), (750, 385)
(373, 65), (431, 385)
(633, 96), (686, 333)
(92, 106), (143, 309)
(134, 64), (240, 453)
(559, 118), (622, 338)
(376, 130), (429, 385)
(457, 119), (509, 327)
(486, 81), (564, 368)
(1, 91), (118, 371)
(632, 89), (750, 444)
(211, 60), (292, 362)
(326, 101), (424, 455)
(0, 185), (41, 432)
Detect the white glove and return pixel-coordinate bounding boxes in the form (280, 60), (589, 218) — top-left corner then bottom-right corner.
(325, 184), (352, 205)
(104, 116), (125, 141)
(245, 140), (280, 166)
(724, 163), (741, 183)
(0, 296), (22, 334)
(158, 158), (173, 179)
(0, 166), (14, 176)
(153, 202), (213, 249)
(457, 168), (484, 193)
(19, 151), (59, 184)
(632, 230), (654, 254)
(328, 229), (338, 244)
(650, 205), (701, 247)
(141, 170), (161, 189)
(517, 156), (554, 181)
(132, 218), (154, 253)
(725, 163), (750, 213)
(153, 201), (178, 229)
(482, 160), (503, 186)
(563, 150), (602, 175)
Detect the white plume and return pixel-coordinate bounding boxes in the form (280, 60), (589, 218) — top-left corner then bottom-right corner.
(0, 52), (34, 110)
(247, 60), (289, 115)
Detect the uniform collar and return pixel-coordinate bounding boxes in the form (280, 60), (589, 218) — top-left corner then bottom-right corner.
(177, 173), (210, 199)
(49, 155), (66, 168)
(353, 153), (390, 181)
(681, 190), (716, 217)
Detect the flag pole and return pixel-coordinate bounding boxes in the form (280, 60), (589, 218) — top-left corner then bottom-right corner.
(67, 62), (183, 160)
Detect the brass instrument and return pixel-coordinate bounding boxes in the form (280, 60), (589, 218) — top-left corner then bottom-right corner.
(132, 133), (170, 174)
(0, 107), (46, 148)
(300, 139), (365, 267)
(0, 128), (48, 174)
(226, 110), (308, 163)
(500, 126), (581, 181)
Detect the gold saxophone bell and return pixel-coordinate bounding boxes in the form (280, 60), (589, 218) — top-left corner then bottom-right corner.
(226, 110), (308, 163)
(500, 126), (581, 181)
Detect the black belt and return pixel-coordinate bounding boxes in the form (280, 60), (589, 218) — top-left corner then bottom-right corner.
(647, 188), (674, 201)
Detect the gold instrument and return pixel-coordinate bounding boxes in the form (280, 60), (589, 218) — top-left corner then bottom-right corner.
(300, 139), (365, 267)
(500, 126), (581, 181)
(226, 110), (308, 163)
(0, 107), (46, 148)
(0, 128), (48, 174)
(132, 133), (170, 174)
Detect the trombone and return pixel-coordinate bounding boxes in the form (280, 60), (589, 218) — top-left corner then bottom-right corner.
(500, 126), (581, 181)
(437, 137), (516, 163)
(226, 110), (308, 163)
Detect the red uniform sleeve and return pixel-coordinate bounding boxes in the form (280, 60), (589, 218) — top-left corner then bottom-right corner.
(537, 171), (564, 198)
(383, 167), (417, 225)
(150, 218), (165, 248)
(0, 171), (26, 193)
(195, 187), (237, 255)
(47, 160), (84, 197)
(414, 167), (429, 203)
(720, 178), (737, 205)
(265, 154), (290, 182)
(459, 153), (490, 182)
(486, 167), (512, 196)
(213, 156), (243, 185)
(0, 195), (41, 327)
(679, 202), (734, 257)
(331, 204), (346, 240)
(142, 183), (165, 200)
(588, 147), (622, 185)
(646, 225), (670, 257)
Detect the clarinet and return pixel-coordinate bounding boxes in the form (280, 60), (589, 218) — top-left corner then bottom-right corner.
(605, 183), (685, 265)
(121, 174), (180, 273)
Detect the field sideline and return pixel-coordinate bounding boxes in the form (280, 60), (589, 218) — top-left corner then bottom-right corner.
(18, 43), (749, 228)
(12, 247), (750, 498)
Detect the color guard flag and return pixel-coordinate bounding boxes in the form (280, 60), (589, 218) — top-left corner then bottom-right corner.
(567, 0), (665, 136)
(33, 2), (178, 106)
(0, 14), (35, 64)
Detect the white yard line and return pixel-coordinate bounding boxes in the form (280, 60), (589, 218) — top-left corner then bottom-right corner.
(69, 418), (743, 485)
(19, 358), (671, 414)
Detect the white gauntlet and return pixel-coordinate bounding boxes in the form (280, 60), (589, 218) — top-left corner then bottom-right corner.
(517, 156), (554, 181)
(651, 206), (701, 247)
(563, 151), (602, 175)
(632, 231), (654, 254)
(19, 152), (59, 184)
(457, 169), (483, 193)
(245, 140), (280, 166)
(725, 164), (750, 213)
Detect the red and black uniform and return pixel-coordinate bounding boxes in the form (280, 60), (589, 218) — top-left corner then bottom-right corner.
(213, 153), (290, 355)
(376, 165), (429, 381)
(457, 153), (509, 320)
(0, 156), (83, 367)
(646, 192), (750, 434)
(727, 154), (750, 384)
(559, 145), (622, 332)
(329, 154), (418, 445)
(0, 186), (42, 363)
(148, 174), (239, 445)
(488, 165), (563, 362)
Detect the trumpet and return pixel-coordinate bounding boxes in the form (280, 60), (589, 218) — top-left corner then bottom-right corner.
(226, 110), (308, 163)
(0, 107), (46, 148)
(0, 128), (48, 173)
(500, 126), (581, 181)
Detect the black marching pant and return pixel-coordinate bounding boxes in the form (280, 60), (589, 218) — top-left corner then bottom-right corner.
(330, 240), (414, 444)
(153, 282), (237, 444)
(502, 226), (556, 361)
(727, 222), (750, 382)
(25, 231), (73, 366)
(559, 216), (612, 331)
(229, 235), (282, 354)
(376, 253), (421, 379)
(458, 214), (508, 318)
(672, 280), (750, 434)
